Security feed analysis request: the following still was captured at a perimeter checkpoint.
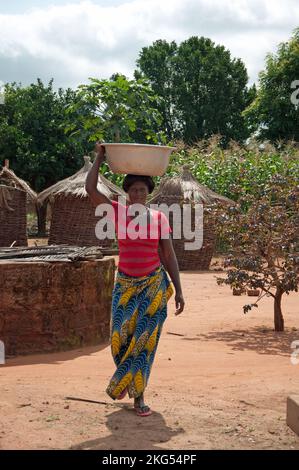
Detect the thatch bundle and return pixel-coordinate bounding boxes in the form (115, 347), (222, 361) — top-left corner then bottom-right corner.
(37, 156), (125, 247)
(0, 161), (37, 247)
(149, 165), (232, 270)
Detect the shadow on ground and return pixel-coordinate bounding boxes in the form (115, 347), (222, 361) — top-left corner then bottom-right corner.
(4, 342), (110, 367)
(183, 327), (298, 357)
(70, 407), (185, 450)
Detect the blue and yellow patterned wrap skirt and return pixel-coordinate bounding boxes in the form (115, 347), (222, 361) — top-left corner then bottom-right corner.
(106, 264), (174, 399)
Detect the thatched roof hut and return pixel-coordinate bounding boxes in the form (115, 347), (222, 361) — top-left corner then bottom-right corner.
(149, 165), (233, 270)
(0, 161), (37, 205)
(0, 160), (37, 247)
(37, 156), (125, 247)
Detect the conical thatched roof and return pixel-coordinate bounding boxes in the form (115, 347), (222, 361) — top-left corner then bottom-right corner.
(149, 165), (233, 205)
(0, 161), (37, 206)
(37, 156), (125, 206)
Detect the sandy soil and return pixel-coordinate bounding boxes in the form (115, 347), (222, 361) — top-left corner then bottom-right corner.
(1, 258), (299, 450)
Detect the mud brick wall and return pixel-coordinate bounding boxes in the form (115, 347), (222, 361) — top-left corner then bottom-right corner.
(0, 257), (115, 356)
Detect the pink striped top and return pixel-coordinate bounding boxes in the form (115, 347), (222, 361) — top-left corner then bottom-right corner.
(111, 200), (171, 277)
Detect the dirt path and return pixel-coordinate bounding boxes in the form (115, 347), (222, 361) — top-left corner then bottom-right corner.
(1, 267), (299, 450)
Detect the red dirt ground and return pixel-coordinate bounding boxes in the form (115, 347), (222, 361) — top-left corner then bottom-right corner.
(0, 257), (299, 450)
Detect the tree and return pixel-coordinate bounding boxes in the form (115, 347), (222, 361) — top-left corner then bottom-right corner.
(244, 28), (299, 142)
(0, 79), (89, 234)
(215, 175), (299, 331)
(66, 74), (166, 144)
(135, 40), (178, 139)
(135, 36), (252, 144)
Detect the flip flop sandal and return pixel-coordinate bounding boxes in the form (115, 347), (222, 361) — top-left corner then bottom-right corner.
(116, 388), (128, 400)
(134, 405), (153, 417)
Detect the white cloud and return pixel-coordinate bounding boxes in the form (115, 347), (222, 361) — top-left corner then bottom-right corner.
(0, 0), (298, 89)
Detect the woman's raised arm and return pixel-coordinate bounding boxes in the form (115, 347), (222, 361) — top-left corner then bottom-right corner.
(85, 143), (112, 207)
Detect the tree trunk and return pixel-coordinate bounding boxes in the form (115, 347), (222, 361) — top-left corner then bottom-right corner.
(115, 127), (120, 142)
(36, 203), (47, 237)
(274, 287), (284, 332)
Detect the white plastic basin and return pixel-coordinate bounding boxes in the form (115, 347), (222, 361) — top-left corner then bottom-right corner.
(102, 143), (176, 176)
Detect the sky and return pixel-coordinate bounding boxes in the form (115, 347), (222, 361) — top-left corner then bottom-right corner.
(0, 0), (298, 90)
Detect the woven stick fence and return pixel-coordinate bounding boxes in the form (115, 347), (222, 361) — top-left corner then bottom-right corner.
(0, 186), (28, 247)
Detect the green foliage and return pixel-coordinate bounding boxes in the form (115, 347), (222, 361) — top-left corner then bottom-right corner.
(244, 28), (299, 142)
(66, 74), (166, 144)
(136, 37), (253, 144)
(0, 79), (89, 192)
(96, 136), (299, 202)
(135, 40), (178, 139)
(165, 137), (299, 204)
(214, 175), (299, 331)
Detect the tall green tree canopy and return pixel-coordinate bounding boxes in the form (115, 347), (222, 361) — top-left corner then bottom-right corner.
(135, 40), (178, 139)
(244, 28), (299, 143)
(136, 36), (254, 144)
(0, 79), (87, 192)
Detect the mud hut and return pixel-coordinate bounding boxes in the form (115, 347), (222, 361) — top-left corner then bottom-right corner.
(37, 156), (125, 247)
(149, 165), (233, 270)
(0, 160), (37, 247)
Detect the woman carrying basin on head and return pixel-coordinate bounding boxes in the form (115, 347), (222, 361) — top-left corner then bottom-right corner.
(85, 143), (185, 417)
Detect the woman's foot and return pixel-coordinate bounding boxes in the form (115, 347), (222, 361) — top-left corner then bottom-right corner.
(134, 394), (152, 417)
